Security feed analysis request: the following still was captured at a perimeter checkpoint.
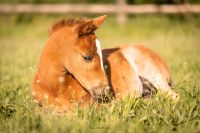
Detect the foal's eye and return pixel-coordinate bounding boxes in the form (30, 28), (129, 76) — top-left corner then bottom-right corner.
(83, 55), (93, 62)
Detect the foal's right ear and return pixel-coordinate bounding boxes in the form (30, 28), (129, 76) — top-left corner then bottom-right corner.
(77, 15), (107, 36)
(77, 20), (95, 36)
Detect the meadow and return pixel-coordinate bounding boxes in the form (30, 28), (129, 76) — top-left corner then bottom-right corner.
(0, 14), (200, 133)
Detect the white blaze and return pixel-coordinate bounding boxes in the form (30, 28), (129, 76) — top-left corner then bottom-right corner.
(96, 39), (104, 70)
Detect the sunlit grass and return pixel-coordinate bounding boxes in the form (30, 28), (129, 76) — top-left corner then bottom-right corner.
(0, 14), (200, 133)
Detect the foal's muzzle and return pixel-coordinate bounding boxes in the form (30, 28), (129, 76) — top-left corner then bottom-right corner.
(90, 85), (112, 103)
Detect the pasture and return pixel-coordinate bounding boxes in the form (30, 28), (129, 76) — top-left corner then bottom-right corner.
(0, 14), (200, 133)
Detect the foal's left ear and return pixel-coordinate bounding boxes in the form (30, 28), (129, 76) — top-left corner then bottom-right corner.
(77, 15), (107, 36)
(92, 15), (107, 29)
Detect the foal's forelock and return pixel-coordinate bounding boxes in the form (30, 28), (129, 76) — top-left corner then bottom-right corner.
(96, 39), (104, 70)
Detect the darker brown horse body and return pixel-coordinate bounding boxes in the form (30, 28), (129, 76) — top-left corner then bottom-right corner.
(32, 16), (179, 113)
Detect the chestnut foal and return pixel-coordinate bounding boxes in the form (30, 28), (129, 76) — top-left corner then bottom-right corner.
(32, 15), (179, 113)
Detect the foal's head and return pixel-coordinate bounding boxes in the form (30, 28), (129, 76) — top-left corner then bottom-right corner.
(49, 15), (109, 100)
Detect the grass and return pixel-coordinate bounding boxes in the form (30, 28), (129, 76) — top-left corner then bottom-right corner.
(0, 14), (200, 133)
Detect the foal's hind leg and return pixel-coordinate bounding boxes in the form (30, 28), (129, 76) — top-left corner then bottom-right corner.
(139, 75), (179, 101)
(120, 45), (179, 101)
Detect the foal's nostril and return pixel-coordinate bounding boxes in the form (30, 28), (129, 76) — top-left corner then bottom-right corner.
(91, 86), (111, 102)
(91, 87), (103, 98)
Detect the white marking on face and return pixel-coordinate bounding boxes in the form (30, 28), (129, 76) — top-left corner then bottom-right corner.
(96, 39), (104, 70)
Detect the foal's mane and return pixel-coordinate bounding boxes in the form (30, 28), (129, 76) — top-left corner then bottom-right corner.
(49, 18), (88, 35)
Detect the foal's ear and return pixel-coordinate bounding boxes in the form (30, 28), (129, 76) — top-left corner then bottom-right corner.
(77, 15), (107, 36)
(92, 15), (107, 29)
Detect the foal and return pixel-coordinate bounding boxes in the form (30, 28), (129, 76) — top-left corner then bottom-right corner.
(32, 16), (110, 112)
(32, 15), (179, 113)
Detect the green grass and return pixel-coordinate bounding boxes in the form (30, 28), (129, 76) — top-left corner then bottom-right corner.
(0, 14), (200, 133)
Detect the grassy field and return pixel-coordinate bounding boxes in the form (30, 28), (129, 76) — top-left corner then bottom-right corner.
(0, 14), (200, 133)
